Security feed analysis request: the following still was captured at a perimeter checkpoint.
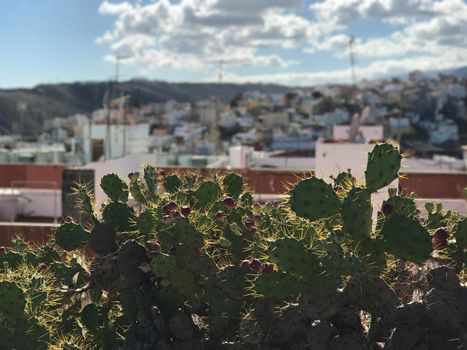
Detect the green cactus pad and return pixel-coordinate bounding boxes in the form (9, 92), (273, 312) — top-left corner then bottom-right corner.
(88, 223), (118, 254)
(102, 202), (135, 231)
(454, 217), (467, 250)
(333, 171), (356, 190)
(254, 272), (304, 299)
(223, 173), (243, 199)
(166, 218), (204, 247)
(164, 174), (182, 193)
(129, 176), (147, 204)
(169, 269), (196, 296)
(342, 188), (372, 239)
(0, 282), (26, 317)
(268, 237), (320, 276)
(81, 303), (103, 333)
(0, 251), (23, 269)
(380, 213), (431, 263)
(100, 173), (129, 202)
(290, 177), (341, 221)
(365, 143), (401, 192)
(55, 222), (88, 251)
(137, 210), (156, 236)
(193, 181), (222, 209)
(151, 253), (177, 278)
(383, 195), (417, 217)
(143, 164), (158, 200)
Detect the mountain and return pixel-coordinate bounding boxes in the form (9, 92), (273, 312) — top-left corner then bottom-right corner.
(0, 80), (291, 135)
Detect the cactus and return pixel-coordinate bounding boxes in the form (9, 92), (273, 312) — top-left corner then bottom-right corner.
(3, 146), (458, 349)
(0, 281), (26, 318)
(380, 213), (432, 263)
(102, 202), (135, 231)
(193, 180), (222, 209)
(129, 172), (147, 204)
(290, 177), (341, 221)
(164, 174), (182, 193)
(254, 272), (304, 299)
(342, 188), (372, 239)
(454, 217), (467, 250)
(365, 143), (401, 192)
(223, 173), (243, 199)
(101, 173), (129, 202)
(55, 222), (88, 250)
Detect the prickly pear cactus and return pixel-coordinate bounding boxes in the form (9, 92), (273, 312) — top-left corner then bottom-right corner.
(193, 180), (222, 209)
(101, 173), (129, 202)
(223, 173), (243, 199)
(0, 282), (26, 317)
(290, 177), (341, 221)
(55, 222), (88, 250)
(342, 188), (372, 239)
(380, 213), (432, 263)
(365, 143), (401, 192)
(164, 174), (182, 193)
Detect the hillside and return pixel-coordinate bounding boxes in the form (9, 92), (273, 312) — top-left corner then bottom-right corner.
(0, 80), (291, 135)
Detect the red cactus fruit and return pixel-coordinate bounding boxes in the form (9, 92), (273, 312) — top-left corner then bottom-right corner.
(244, 218), (254, 229)
(241, 260), (251, 269)
(172, 211), (181, 218)
(253, 215), (261, 224)
(0, 247), (6, 256)
(432, 237), (447, 249)
(249, 227), (258, 235)
(382, 203), (395, 218)
(223, 197), (235, 209)
(147, 240), (161, 253)
(181, 206), (191, 217)
(250, 259), (263, 273)
(433, 228), (449, 240)
(263, 263), (275, 273)
(163, 201), (178, 215)
(215, 211), (224, 219)
(38, 263), (48, 271)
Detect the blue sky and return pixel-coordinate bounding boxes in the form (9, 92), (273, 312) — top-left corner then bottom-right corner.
(1, 0), (466, 88)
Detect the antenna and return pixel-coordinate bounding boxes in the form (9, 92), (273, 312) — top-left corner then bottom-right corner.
(348, 36), (357, 87)
(218, 60), (224, 85)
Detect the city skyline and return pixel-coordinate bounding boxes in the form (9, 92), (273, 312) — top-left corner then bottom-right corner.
(1, 0), (467, 88)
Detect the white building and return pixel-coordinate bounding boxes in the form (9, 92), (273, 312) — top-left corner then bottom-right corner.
(83, 122), (150, 163)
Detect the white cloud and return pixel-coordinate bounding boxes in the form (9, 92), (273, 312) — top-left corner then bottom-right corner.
(216, 48), (467, 86)
(97, 0), (467, 84)
(97, 0), (312, 71)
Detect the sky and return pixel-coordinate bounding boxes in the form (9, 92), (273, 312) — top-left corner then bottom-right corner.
(1, 0), (467, 88)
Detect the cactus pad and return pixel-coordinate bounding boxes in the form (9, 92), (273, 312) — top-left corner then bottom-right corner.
(0, 282), (26, 317)
(55, 222), (88, 250)
(102, 202), (135, 231)
(380, 213), (431, 263)
(365, 143), (401, 192)
(454, 217), (467, 250)
(88, 223), (118, 254)
(100, 173), (129, 202)
(254, 272), (304, 299)
(165, 174), (182, 193)
(268, 237), (320, 276)
(151, 253), (177, 278)
(143, 164), (158, 200)
(342, 188), (372, 239)
(290, 177), (341, 221)
(193, 181), (222, 209)
(223, 173), (243, 199)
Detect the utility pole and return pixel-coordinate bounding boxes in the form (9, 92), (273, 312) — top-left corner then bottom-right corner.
(348, 36), (357, 87)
